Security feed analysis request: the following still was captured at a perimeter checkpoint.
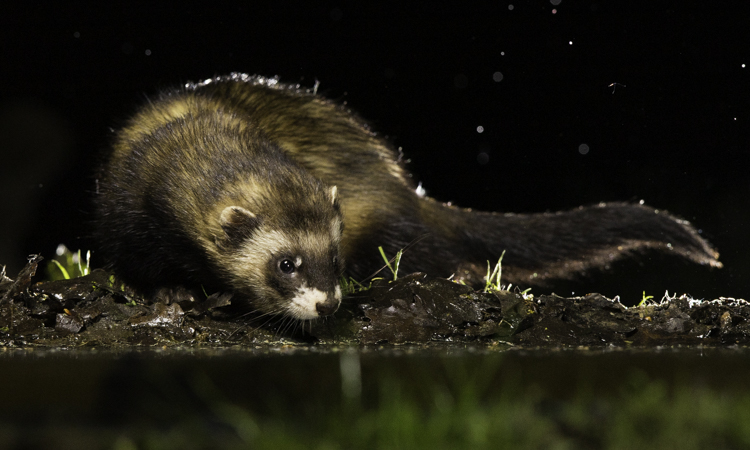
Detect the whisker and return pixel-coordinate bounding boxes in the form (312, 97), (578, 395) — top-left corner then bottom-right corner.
(229, 304), (291, 339)
(226, 298), (330, 340)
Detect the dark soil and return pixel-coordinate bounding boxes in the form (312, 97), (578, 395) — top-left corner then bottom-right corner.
(2, 255), (749, 348)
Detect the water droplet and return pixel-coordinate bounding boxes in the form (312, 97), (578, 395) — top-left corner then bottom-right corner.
(569, 40), (573, 45)
(476, 126), (484, 133)
(550, 0), (561, 5)
(492, 71), (504, 82)
(73, 31), (80, 38)
(578, 143), (589, 155)
(477, 152), (490, 165)
(508, 4), (514, 10)
(145, 49), (152, 56)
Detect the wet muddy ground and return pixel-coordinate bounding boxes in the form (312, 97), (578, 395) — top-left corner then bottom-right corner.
(2, 254), (749, 348)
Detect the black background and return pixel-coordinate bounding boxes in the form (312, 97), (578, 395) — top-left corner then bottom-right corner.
(1, 1), (748, 302)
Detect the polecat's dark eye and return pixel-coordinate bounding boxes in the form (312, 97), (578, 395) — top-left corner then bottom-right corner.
(279, 259), (295, 274)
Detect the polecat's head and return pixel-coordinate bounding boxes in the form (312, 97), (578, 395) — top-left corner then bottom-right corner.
(216, 185), (344, 320)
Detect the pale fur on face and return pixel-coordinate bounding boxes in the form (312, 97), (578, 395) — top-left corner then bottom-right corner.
(221, 223), (341, 319)
(287, 283), (342, 319)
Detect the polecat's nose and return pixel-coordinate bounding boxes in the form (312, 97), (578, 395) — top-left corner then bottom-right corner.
(315, 299), (339, 316)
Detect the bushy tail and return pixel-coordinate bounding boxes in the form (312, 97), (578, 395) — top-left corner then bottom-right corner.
(400, 199), (721, 286)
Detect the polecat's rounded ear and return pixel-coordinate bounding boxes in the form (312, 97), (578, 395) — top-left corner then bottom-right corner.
(330, 186), (338, 206)
(220, 206), (261, 243)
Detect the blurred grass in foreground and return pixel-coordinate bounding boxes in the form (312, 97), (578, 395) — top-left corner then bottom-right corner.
(2, 349), (749, 449)
(117, 369), (750, 450)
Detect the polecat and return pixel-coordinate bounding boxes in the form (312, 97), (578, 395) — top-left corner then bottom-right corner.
(95, 73), (721, 320)
(95, 87), (344, 320)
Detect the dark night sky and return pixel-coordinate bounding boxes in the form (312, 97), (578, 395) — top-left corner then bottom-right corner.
(1, 1), (748, 302)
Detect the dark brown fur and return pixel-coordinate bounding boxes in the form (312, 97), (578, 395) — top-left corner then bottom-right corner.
(95, 88), (344, 319)
(95, 73), (721, 313)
